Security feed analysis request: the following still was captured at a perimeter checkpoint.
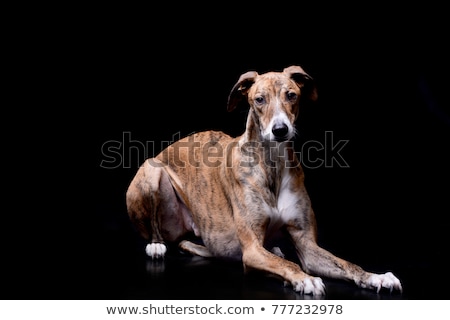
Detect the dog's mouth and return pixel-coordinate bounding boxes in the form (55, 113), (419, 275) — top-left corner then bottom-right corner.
(274, 136), (291, 142)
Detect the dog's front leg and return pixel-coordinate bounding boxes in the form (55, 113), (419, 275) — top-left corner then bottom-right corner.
(287, 226), (402, 293)
(234, 214), (325, 295)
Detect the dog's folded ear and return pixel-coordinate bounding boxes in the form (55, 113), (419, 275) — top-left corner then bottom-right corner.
(283, 65), (318, 102)
(227, 71), (258, 112)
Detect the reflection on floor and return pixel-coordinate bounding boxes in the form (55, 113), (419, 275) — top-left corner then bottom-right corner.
(78, 247), (431, 300)
(9, 229), (445, 300)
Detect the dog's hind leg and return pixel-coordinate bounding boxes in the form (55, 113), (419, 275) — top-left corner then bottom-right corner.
(126, 160), (188, 259)
(179, 240), (213, 258)
(126, 161), (167, 258)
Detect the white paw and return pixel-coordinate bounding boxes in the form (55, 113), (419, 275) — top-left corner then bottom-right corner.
(292, 277), (325, 296)
(145, 243), (167, 259)
(364, 272), (403, 293)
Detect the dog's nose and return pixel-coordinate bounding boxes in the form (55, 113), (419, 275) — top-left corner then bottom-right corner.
(272, 123), (289, 139)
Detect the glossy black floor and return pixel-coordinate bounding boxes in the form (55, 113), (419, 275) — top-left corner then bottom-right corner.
(5, 218), (449, 301)
(16, 215), (444, 301)
(84, 237), (448, 300)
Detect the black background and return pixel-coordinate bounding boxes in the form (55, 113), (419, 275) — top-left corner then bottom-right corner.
(7, 4), (449, 300)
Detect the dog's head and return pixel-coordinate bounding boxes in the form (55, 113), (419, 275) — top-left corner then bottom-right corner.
(227, 65), (317, 142)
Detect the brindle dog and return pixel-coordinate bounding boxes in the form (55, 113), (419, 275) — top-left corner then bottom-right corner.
(126, 66), (402, 295)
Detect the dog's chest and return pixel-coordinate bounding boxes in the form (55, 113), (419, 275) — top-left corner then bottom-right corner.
(266, 168), (299, 228)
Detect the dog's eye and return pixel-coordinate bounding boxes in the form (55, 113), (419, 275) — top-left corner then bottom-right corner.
(255, 96), (265, 105)
(286, 92), (297, 101)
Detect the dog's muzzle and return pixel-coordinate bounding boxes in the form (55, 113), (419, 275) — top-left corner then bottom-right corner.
(272, 123), (289, 140)
(271, 122), (292, 142)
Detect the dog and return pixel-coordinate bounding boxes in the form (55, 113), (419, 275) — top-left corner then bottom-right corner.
(126, 65), (402, 295)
